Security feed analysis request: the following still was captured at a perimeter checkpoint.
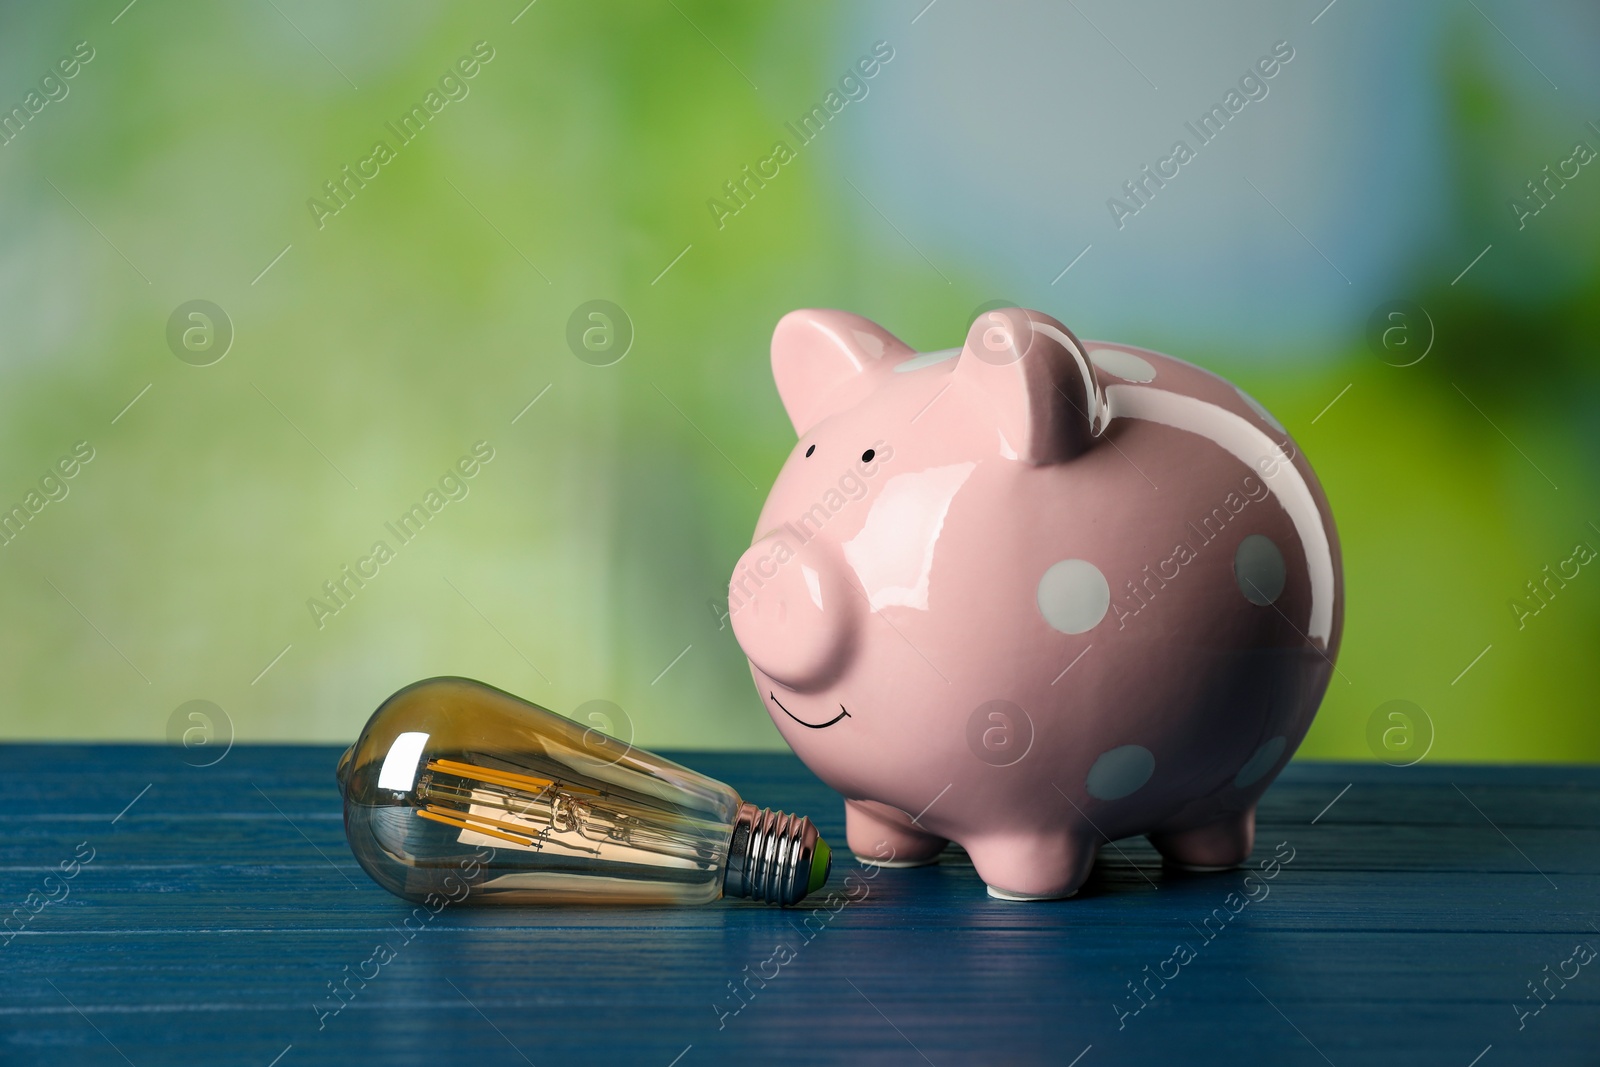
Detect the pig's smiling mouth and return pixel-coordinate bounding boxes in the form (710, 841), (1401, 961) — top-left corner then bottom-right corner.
(769, 692), (851, 729)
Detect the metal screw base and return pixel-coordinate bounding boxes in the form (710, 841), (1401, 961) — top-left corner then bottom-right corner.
(723, 803), (824, 906)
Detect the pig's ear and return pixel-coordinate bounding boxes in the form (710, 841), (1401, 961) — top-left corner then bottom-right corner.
(952, 308), (1106, 465)
(771, 310), (915, 435)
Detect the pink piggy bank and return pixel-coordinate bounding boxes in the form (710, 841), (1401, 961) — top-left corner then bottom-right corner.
(727, 307), (1342, 900)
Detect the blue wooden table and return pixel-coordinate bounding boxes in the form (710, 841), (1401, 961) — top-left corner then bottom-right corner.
(2, 745), (1595, 1066)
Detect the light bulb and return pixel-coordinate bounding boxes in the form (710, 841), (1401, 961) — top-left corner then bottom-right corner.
(336, 677), (831, 906)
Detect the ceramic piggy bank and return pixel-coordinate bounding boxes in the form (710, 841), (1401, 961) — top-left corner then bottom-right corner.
(727, 308), (1342, 900)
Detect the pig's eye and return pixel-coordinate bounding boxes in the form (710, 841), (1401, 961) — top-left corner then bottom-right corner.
(861, 448), (875, 463)
(805, 445), (815, 457)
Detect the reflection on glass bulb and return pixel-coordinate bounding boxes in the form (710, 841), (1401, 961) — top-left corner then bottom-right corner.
(338, 677), (831, 906)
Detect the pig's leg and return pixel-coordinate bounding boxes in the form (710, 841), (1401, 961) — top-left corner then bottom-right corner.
(965, 831), (1098, 900)
(1147, 807), (1256, 871)
(846, 799), (947, 867)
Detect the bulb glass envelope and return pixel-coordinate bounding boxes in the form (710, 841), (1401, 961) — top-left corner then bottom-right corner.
(338, 677), (743, 905)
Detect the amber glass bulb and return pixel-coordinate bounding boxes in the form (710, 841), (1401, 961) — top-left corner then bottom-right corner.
(337, 677), (830, 906)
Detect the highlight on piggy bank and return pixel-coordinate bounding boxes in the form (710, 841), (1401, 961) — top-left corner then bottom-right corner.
(728, 307), (1342, 901)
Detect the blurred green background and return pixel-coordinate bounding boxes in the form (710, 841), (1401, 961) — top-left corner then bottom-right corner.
(0, 0), (1595, 761)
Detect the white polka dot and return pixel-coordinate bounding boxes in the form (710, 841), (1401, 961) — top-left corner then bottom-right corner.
(1234, 736), (1287, 788)
(1234, 534), (1286, 605)
(1037, 559), (1110, 634)
(1089, 347), (1156, 383)
(1235, 386), (1285, 433)
(894, 348), (960, 373)
(1086, 745), (1155, 800)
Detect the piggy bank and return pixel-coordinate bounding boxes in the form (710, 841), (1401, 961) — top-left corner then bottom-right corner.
(727, 308), (1342, 900)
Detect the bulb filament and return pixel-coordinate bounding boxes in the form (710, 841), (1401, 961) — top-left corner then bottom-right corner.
(409, 757), (707, 865)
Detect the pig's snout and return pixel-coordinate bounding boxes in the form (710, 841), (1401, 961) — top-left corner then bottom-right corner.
(729, 533), (857, 692)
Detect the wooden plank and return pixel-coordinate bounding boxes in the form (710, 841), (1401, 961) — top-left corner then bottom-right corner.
(0, 745), (1595, 1065)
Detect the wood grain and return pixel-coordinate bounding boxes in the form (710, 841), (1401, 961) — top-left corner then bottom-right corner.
(0, 745), (1594, 1066)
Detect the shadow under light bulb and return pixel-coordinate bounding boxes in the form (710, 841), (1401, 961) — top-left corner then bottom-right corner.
(336, 677), (831, 906)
